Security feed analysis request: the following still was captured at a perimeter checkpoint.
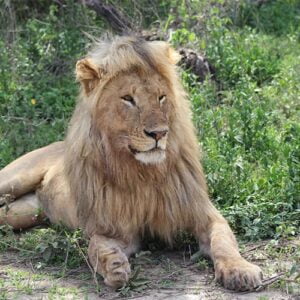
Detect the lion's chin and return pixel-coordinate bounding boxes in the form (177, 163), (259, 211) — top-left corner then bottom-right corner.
(134, 150), (166, 165)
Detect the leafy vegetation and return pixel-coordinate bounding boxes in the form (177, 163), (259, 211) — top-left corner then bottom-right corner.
(0, 0), (299, 268)
(0, 1), (104, 163)
(0, 225), (87, 270)
(177, 1), (300, 240)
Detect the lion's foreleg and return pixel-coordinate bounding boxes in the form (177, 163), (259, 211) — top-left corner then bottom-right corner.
(197, 211), (262, 291)
(87, 234), (138, 288)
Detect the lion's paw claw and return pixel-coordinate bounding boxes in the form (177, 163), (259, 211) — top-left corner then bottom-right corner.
(215, 258), (262, 291)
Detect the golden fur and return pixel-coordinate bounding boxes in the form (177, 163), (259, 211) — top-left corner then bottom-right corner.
(0, 36), (262, 290)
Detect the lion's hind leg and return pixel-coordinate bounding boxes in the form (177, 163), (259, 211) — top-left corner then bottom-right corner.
(0, 142), (64, 200)
(0, 193), (45, 230)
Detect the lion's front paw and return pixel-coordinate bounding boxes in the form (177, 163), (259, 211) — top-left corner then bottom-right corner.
(102, 250), (131, 288)
(215, 258), (262, 291)
(88, 244), (131, 288)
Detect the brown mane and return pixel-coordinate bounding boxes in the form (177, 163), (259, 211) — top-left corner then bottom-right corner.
(64, 36), (215, 243)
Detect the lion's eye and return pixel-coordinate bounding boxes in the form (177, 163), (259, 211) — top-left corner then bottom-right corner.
(121, 95), (136, 107)
(159, 95), (166, 104)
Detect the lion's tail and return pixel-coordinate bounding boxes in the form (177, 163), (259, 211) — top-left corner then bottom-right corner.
(0, 141), (65, 203)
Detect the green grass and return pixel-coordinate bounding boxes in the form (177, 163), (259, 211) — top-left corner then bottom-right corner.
(0, 225), (87, 270)
(0, 266), (88, 299)
(0, 0), (299, 258)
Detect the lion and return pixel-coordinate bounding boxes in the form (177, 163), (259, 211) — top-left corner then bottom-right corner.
(0, 36), (262, 291)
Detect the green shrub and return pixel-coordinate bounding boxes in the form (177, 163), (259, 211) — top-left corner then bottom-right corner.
(184, 72), (299, 240)
(0, 225), (87, 270)
(0, 2), (103, 167)
(232, 0), (300, 35)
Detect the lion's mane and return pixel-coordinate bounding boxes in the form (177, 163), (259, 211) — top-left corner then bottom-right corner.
(64, 36), (216, 243)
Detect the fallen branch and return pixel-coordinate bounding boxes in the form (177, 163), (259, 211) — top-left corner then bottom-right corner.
(239, 272), (286, 294)
(241, 242), (267, 254)
(81, 0), (135, 33)
(256, 272), (285, 290)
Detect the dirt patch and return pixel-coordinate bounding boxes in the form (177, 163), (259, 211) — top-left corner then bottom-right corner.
(0, 238), (299, 299)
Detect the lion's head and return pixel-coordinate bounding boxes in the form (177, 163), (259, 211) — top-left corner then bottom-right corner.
(74, 36), (182, 165)
(91, 69), (172, 165)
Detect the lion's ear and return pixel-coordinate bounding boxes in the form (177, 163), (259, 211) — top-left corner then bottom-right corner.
(166, 46), (181, 65)
(76, 58), (102, 95)
(150, 41), (181, 65)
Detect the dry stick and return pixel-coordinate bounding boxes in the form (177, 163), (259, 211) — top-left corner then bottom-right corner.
(152, 269), (182, 287)
(29, 261), (35, 273)
(82, 0), (135, 33)
(284, 278), (300, 283)
(257, 272), (286, 290)
(60, 241), (70, 278)
(74, 239), (101, 292)
(0, 272), (8, 279)
(0, 240), (35, 254)
(0, 287), (48, 293)
(241, 242), (268, 254)
(239, 272), (286, 294)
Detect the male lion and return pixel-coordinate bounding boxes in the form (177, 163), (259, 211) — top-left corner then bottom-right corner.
(0, 36), (262, 291)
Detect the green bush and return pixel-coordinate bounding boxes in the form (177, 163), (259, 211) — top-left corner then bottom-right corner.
(0, 2), (103, 167)
(186, 74), (299, 239)
(177, 3), (300, 239)
(232, 0), (300, 35)
(0, 225), (87, 270)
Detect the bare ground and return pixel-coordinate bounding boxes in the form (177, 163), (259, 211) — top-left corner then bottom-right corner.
(0, 237), (299, 300)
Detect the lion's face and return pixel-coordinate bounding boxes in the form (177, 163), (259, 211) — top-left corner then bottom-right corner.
(96, 70), (173, 165)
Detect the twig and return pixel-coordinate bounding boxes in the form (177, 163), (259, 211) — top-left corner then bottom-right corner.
(1, 116), (49, 127)
(240, 272), (286, 294)
(242, 244), (266, 254)
(0, 271), (8, 279)
(74, 239), (101, 292)
(257, 272), (286, 290)
(81, 0), (135, 33)
(0, 287), (48, 293)
(153, 269), (182, 284)
(0, 241), (35, 254)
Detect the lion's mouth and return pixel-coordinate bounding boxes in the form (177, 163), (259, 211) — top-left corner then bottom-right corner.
(129, 145), (163, 154)
(129, 145), (166, 164)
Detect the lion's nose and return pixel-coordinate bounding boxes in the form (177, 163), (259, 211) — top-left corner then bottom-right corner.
(144, 129), (168, 141)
